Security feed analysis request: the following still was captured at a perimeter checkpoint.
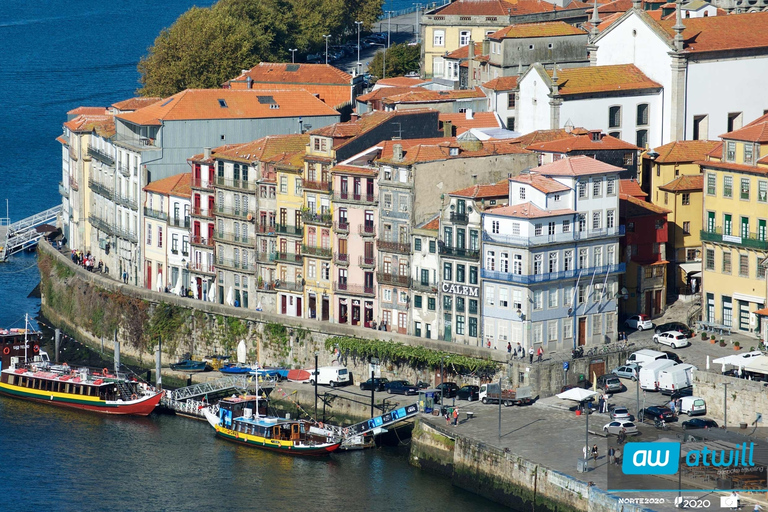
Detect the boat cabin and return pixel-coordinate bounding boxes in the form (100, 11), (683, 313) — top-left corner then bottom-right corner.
(1, 368), (141, 401)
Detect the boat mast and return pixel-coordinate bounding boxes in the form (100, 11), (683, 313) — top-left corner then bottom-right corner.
(254, 374), (259, 420)
(24, 313), (28, 362)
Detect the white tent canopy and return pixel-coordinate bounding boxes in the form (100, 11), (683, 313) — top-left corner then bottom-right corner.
(557, 388), (598, 402)
(745, 355), (768, 375)
(173, 270), (183, 296)
(156, 273), (163, 293)
(712, 352), (763, 367)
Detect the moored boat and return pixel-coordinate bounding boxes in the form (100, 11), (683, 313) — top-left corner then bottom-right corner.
(219, 363), (252, 375)
(286, 369), (311, 382)
(169, 359), (210, 372)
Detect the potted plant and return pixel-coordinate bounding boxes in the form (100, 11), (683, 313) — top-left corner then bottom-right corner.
(710, 335), (717, 344)
(734, 341), (741, 350)
(701, 332), (708, 340)
(719, 340), (726, 347)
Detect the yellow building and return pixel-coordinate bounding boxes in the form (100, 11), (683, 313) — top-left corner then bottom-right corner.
(700, 116), (768, 335)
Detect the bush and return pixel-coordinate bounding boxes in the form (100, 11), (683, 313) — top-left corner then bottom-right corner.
(711, 334), (716, 340)
(719, 340), (726, 347)
(701, 332), (708, 340)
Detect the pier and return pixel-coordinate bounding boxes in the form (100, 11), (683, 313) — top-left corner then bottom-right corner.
(1, 205), (61, 261)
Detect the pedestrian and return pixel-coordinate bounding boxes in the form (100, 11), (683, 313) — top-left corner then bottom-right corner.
(122, 271), (128, 284)
(729, 491), (739, 510)
(598, 396), (604, 413)
(529, 347), (534, 364)
(536, 346), (543, 362)
(452, 407), (459, 426)
(618, 428), (626, 445)
(516, 343), (522, 358)
(592, 444), (598, 462)
(487, 339), (491, 349)
(753, 503), (761, 512)
(614, 449), (621, 466)
(507, 342), (512, 354)
(608, 446), (615, 465)
(445, 408), (451, 425)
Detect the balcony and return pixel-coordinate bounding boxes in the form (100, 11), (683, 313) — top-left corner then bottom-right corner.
(189, 261), (215, 275)
(302, 179), (332, 193)
(483, 225), (625, 247)
(114, 226), (137, 244)
(359, 224), (376, 237)
(88, 215), (114, 237)
(191, 178), (213, 191)
(376, 272), (411, 287)
(274, 251), (303, 264)
(87, 145), (115, 166)
(215, 176), (257, 192)
(255, 280), (278, 293)
(170, 217), (191, 229)
(256, 251), (277, 263)
(275, 279), (304, 292)
(700, 228), (768, 251)
(191, 206), (213, 218)
(302, 244), (332, 259)
(191, 235), (215, 247)
(69, 176), (79, 192)
(217, 257), (254, 273)
(438, 244), (479, 260)
(358, 256), (376, 268)
(275, 223), (302, 237)
(256, 224), (276, 235)
(143, 207), (167, 222)
(377, 240), (410, 254)
(481, 262), (626, 285)
(216, 205), (249, 219)
(88, 178), (115, 200)
(412, 280), (438, 293)
(58, 182), (69, 198)
(118, 163), (130, 178)
(213, 230), (251, 246)
(115, 194), (138, 210)
(334, 191), (377, 205)
(334, 253), (349, 266)
(449, 212), (469, 224)
(333, 221), (350, 234)
(301, 211), (332, 226)
(333, 282), (375, 297)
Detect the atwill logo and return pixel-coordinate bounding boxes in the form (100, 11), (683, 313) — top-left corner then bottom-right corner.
(622, 442), (681, 475)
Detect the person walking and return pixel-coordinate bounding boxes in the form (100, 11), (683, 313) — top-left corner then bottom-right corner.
(608, 446), (615, 465)
(122, 270), (128, 284)
(516, 343), (522, 359)
(618, 428), (626, 445)
(452, 407), (459, 426)
(507, 342), (512, 354)
(529, 347), (534, 364)
(591, 444), (598, 462)
(753, 503), (761, 512)
(536, 346), (543, 362)
(614, 448), (621, 466)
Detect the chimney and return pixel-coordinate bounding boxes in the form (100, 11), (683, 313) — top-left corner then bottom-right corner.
(482, 39), (490, 56)
(350, 112), (360, 121)
(204, 147), (212, 160)
(246, 76), (253, 89)
(443, 120), (454, 137)
(465, 109), (474, 120)
(393, 143), (404, 162)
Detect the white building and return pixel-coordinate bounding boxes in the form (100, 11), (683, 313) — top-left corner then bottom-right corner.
(411, 216), (441, 340)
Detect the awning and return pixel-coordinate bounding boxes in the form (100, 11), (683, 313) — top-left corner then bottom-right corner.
(679, 262), (701, 275)
(556, 388), (598, 402)
(746, 355), (768, 375)
(712, 352), (763, 366)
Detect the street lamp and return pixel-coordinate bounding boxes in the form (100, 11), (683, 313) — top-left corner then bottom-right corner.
(323, 35), (331, 65)
(289, 48), (298, 63)
(387, 11), (393, 49)
(355, 21), (363, 76)
(413, 3), (422, 45)
(314, 351), (319, 419)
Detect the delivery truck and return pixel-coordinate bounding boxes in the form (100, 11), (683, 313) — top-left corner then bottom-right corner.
(639, 359), (678, 391)
(479, 383), (533, 406)
(658, 363), (697, 395)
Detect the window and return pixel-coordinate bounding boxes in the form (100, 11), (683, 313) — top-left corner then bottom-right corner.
(146, 223), (152, 245)
(429, 240), (436, 253)
(683, 221), (690, 234)
(563, 250), (572, 271)
(726, 142), (736, 162)
(519, 187), (526, 200)
(607, 245), (615, 264)
(414, 322), (422, 337)
(548, 321), (558, 342)
(680, 192), (690, 206)
(507, 93), (516, 109)
(469, 299), (478, 315)
(414, 238), (422, 252)
(383, 288), (392, 302)
(578, 182), (587, 198)
(593, 180), (602, 197)
(432, 56), (444, 76)
(280, 176), (287, 194)
(636, 130), (648, 149)
(592, 211), (601, 230)
(608, 106), (621, 128)
(606, 178), (615, 196)
(499, 288), (508, 308)
(636, 103), (649, 126)
(579, 248), (588, 269)
(548, 289), (558, 309)
(739, 254), (749, 277)
(686, 248), (698, 261)
(723, 176), (732, 198)
(428, 297), (436, 311)
(533, 291), (543, 310)
(707, 173), (716, 195)
(485, 286), (495, 306)
(414, 295), (422, 309)
(383, 193), (392, 210)
(512, 223), (520, 236)
(745, 144), (754, 165)
(534, 224), (542, 236)
(456, 315), (465, 335)
(594, 247), (602, 267)
(563, 321), (572, 340)
(456, 297), (465, 313)
(548, 222), (555, 235)
(741, 178), (750, 200)
(486, 250), (495, 271)
(548, 252), (557, 273)
(533, 254), (543, 274)
(433, 29), (445, 47)
(705, 249), (715, 270)
(469, 266), (478, 284)
(578, 285), (586, 304)
(606, 210), (615, 229)
(593, 315), (602, 336)
(759, 260), (767, 279)
(469, 318), (477, 337)
(722, 251), (731, 274)
(506, 117), (515, 131)
(459, 30), (470, 46)
(624, 152), (635, 166)
(563, 220), (570, 233)
(492, 220), (499, 234)
(443, 262), (452, 281)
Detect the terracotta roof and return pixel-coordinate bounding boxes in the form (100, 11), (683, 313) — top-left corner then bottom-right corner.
(67, 106), (107, 116)
(63, 114), (116, 138)
(117, 89), (339, 126)
(490, 202), (576, 219)
(419, 215), (441, 231)
(697, 160), (768, 176)
(310, 109), (433, 141)
(583, 11), (625, 32)
(228, 63), (351, 85)
(212, 134), (310, 165)
(375, 77), (430, 87)
(446, 42), (484, 59)
(330, 163), (377, 176)
(536, 155), (624, 176)
(356, 86), (415, 103)
(482, 76), (519, 91)
(706, 141), (723, 159)
(657, 11), (768, 54)
(489, 21), (586, 40)
(623, 194), (671, 215)
(439, 112), (501, 134)
(553, 64), (661, 96)
(382, 87), (486, 105)
(658, 175), (703, 193)
(512, 128), (587, 147)
(449, 180), (509, 198)
(509, 173), (571, 193)
(527, 132), (639, 152)
(586, 0), (634, 14)
(111, 97), (162, 112)
(720, 122), (768, 143)
(619, 179), (647, 198)
(432, 0), (590, 16)
(376, 138), (529, 165)
(650, 140), (721, 163)
(144, 172), (191, 197)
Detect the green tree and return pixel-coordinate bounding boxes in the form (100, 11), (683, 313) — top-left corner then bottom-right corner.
(367, 42), (421, 79)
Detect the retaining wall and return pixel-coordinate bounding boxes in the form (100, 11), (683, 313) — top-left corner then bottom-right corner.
(693, 370), (768, 426)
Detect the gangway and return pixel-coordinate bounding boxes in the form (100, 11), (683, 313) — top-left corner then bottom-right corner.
(170, 375), (250, 402)
(1, 205), (62, 260)
(312, 402), (419, 440)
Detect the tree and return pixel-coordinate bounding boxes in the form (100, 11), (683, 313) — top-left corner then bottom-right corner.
(367, 42), (421, 79)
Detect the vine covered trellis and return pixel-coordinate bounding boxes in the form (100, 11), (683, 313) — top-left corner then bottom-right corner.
(324, 336), (500, 379)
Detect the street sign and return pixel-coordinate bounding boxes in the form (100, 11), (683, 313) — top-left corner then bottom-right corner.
(563, 362), (569, 371)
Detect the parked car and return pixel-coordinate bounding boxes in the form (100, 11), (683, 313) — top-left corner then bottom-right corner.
(653, 331), (690, 348)
(359, 377), (389, 392)
(612, 364), (639, 381)
(611, 407), (631, 421)
(435, 382), (460, 398)
(662, 351), (683, 364)
(385, 380), (420, 395)
(457, 385), (480, 401)
(643, 406), (676, 421)
(625, 314), (653, 331)
(603, 421), (639, 436)
(682, 418), (719, 429)
(655, 322), (693, 338)
(596, 374), (624, 393)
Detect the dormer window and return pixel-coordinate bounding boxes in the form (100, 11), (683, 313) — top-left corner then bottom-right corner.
(449, 147), (459, 156)
(744, 143), (754, 165)
(590, 130), (601, 142)
(726, 141), (736, 162)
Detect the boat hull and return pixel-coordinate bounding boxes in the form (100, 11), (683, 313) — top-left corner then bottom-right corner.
(0, 381), (163, 416)
(213, 424), (340, 456)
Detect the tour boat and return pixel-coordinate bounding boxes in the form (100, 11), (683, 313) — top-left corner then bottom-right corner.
(204, 395), (341, 455)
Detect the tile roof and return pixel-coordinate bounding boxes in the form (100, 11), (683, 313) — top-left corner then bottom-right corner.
(212, 133), (310, 165)
(511, 128), (587, 147)
(623, 194), (671, 215)
(375, 77), (431, 87)
(490, 202), (576, 219)
(446, 42), (484, 60)
(382, 87), (487, 105)
(228, 63), (351, 85)
(482, 75), (519, 91)
(432, 0), (590, 16)
(552, 64), (661, 96)
(330, 163), (377, 176)
(619, 179), (647, 198)
(356, 86), (415, 103)
(707, 141), (723, 159)
(439, 112), (501, 134)
(650, 140), (721, 163)
(376, 138), (529, 165)
(657, 11), (768, 54)
(488, 21), (586, 39)
(63, 114), (116, 138)
(110, 97), (162, 112)
(696, 160), (768, 176)
(658, 174), (703, 193)
(170, 173), (192, 198)
(584, 11), (625, 32)
(419, 215), (441, 231)
(527, 132), (639, 152)
(143, 172), (191, 198)
(509, 173), (571, 193)
(67, 106), (107, 116)
(720, 121), (768, 143)
(586, 0), (634, 14)
(117, 89), (339, 126)
(449, 180), (509, 198)
(536, 155), (624, 176)
(310, 109), (431, 140)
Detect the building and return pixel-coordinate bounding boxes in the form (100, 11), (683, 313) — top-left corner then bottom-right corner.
(189, 150), (218, 301)
(411, 216), (441, 339)
(700, 115), (768, 336)
(380, 88), (489, 114)
(482, 156), (625, 351)
(482, 76), (520, 130)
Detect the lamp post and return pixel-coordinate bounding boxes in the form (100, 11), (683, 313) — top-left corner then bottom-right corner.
(414, 3), (422, 44)
(387, 11), (393, 49)
(323, 34), (331, 65)
(355, 21), (363, 76)
(498, 374), (502, 442)
(289, 48), (298, 63)
(314, 351), (319, 419)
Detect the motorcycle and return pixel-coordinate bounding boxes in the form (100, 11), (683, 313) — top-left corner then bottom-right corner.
(572, 347), (584, 359)
(654, 419), (669, 430)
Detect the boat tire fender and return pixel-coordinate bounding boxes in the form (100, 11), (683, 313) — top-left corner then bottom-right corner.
(130, 394), (138, 401)
(2, 347), (9, 355)
(103, 367), (109, 376)
(33, 344), (39, 353)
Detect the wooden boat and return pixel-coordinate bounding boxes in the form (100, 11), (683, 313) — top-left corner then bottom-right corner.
(286, 369), (311, 382)
(204, 395), (341, 456)
(169, 359), (209, 372)
(219, 363), (252, 375)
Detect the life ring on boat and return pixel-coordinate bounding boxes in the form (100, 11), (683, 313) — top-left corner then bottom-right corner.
(130, 394), (138, 401)
(2, 347), (9, 355)
(102, 368), (109, 376)
(33, 345), (39, 353)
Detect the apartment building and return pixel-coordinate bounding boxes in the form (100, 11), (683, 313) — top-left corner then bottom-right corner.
(411, 216), (441, 339)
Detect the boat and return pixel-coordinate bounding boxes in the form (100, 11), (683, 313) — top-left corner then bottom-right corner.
(219, 363), (252, 375)
(203, 395), (341, 456)
(169, 359), (210, 372)
(286, 369), (311, 382)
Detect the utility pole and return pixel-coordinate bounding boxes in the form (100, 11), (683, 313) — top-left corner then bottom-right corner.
(724, 382), (728, 429)
(314, 352), (319, 419)
(289, 48), (298, 63)
(414, 3), (422, 44)
(323, 34), (331, 65)
(355, 21), (363, 76)
(370, 370), (375, 418)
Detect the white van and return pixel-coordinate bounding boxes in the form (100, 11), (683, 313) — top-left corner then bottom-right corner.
(626, 349), (668, 367)
(658, 363), (697, 395)
(308, 366), (350, 387)
(639, 359), (677, 391)
(679, 396), (707, 416)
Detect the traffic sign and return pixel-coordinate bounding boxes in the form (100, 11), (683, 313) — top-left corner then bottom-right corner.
(563, 361), (569, 371)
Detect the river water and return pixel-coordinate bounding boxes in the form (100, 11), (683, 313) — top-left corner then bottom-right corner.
(0, 2), (507, 510)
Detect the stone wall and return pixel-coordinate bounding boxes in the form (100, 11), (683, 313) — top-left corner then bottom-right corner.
(693, 370), (767, 426)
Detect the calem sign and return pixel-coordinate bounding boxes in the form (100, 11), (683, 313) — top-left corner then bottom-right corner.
(622, 442), (756, 475)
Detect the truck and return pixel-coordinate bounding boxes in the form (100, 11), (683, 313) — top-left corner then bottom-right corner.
(479, 383), (532, 406)
(308, 366), (350, 387)
(658, 363), (697, 395)
(639, 359), (678, 391)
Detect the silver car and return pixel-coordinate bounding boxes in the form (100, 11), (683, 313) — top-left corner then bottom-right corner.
(610, 406), (631, 421)
(612, 364), (639, 381)
(603, 421), (638, 435)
